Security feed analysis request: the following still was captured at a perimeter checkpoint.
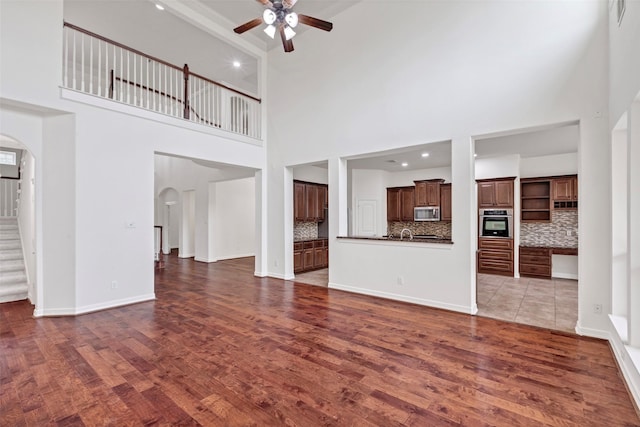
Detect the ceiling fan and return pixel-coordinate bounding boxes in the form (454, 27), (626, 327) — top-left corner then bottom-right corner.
(233, 0), (333, 53)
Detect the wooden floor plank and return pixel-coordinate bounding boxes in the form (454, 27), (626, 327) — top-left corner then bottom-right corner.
(1, 254), (639, 426)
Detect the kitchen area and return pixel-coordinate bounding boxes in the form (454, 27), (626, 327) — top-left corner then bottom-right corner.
(475, 125), (580, 332)
(340, 126), (579, 332)
(292, 165), (330, 286)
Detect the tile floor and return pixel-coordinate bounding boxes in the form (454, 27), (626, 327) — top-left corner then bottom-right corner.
(476, 273), (578, 333)
(291, 268), (329, 287)
(292, 269), (578, 333)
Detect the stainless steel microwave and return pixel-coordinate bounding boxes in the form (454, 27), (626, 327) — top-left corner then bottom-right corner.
(414, 206), (440, 221)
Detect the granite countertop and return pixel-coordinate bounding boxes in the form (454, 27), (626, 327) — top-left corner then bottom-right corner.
(520, 244), (578, 254)
(337, 235), (453, 245)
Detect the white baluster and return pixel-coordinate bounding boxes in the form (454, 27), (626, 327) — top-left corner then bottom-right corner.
(81, 32), (85, 92)
(97, 39), (101, 97)
(63, 27), (68, 88)
(72, 30), (76, 90)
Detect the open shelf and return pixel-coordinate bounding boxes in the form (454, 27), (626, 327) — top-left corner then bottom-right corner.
(521, 180), (551, 222)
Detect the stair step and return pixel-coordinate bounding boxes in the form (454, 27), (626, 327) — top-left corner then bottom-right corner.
(0, 283), (28, 303)
(0, 240), (21, 251)
(0, 270), (27, 284)
(0, 233), (19, 241)
(0, 259), (24, 273)
(0, 250), (22, 261)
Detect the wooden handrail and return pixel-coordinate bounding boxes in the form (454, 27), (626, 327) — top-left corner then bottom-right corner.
(112, 74), (220, 127)
(63, 21), (261, 103)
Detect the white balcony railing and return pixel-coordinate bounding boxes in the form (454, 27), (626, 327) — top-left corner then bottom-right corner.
(62, 22), (261, 139)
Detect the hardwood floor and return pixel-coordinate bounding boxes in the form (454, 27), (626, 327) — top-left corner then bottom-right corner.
(1, 255), (639, 426)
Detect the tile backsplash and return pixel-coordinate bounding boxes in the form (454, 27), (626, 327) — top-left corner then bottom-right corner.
(388, 221), (452, 238)
(520, 210), (578, 248)
(294, 222), (318, 241)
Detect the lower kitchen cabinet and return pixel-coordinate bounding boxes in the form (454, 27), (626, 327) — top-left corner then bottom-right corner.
(477, 238), (514, 276)
(294, 239), (328, 274)
(519, 246), (551, 278)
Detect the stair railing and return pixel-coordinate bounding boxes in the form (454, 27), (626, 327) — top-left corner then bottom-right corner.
(0, 178), (19, 218)
(62, 22), (262, 139)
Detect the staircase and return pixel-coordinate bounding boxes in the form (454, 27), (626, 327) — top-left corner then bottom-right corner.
(0, 217), (28, 303)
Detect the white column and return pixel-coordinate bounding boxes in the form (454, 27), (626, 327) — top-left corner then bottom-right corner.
(611, 128), (628, 319)
(254, 169), (268, 277)
(453, 135), (477, 313)
(283, 167), (294, 280)
(628, 101), (640, 346)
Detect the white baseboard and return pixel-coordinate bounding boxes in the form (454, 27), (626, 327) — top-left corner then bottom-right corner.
(33, 293), (156, 317)
(179, 253), (194, 259)
(328, 282), (476, 315)
(217, 253), (254, 261)
(267, 272), (294, 280)
(552, 272), (579, 280)
(574, 322), (610, 340)
(194, 256), (217, 263)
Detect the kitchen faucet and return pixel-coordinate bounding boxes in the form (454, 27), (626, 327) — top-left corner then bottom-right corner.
(400, 228), (413, 240)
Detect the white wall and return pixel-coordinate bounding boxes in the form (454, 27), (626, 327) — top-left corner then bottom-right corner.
(520, 153), (578, 178)
(267, 1), (608, 322)
(474, 155), (520, 181)
(293, 165), (328, 184)
(213, 177), (255, 260)
(609, 0), (640, 128)
(17, 148), (36, 300)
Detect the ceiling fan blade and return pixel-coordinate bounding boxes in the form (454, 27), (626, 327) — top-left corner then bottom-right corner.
(279, 25), (294, 52)
(282, 0), (297, 8)
(298, 14), (333, 32)
(233, 18), (263, 34)
(256, 0), (273, 6)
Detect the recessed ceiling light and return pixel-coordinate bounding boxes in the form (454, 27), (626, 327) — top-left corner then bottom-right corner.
(474, 153), (478, 157)
(421, 152), (429, 158)
(401, 162), (408, 167)
(155, 4), (164, 10)
(232, 60), (241, 68)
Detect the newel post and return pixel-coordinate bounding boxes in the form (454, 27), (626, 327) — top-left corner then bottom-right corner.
(183, 64), (190, 120)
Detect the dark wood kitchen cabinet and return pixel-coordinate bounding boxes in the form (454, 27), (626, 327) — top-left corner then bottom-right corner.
(387, 186), (415, 222)
(477, 237), (514, 276)
(294, 239), (328, 274)
(313, 239), (328, 269)
(294, 180), (328, 222)
(294, 182), (306, 221)
(477, 178), (515, 208)
(306, 184), (318, 221)
(317, 185), (327, 221)
(552, 175), (578, 209)
(440, 183), (452, 221)
(519, 246), (551, 278)
(414, 179), (444, 207)
(521, 178), (551, 222)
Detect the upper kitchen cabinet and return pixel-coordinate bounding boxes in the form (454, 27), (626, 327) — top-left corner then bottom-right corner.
(387, 186), (415, 222)
(294, 180), (328, 222)
(521, 178), (551, 222)
(552, 175), (578, 209)
(477, 178), (515, 208)
(440, 183), (452, 221)
(294, 181), (306, 221)
(414, 179), (444, 207)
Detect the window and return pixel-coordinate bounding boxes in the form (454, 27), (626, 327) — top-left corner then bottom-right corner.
(0, 151), (17, 166)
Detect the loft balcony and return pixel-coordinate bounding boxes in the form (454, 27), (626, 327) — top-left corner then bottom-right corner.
(61, 22), (262, 140)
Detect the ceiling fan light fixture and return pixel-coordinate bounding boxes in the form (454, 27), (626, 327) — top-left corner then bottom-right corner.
(285, 12), (298, 28)
(264, 24), (276, 39)
(284, 25), (296, 40)
(263, 9), (277, 25)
